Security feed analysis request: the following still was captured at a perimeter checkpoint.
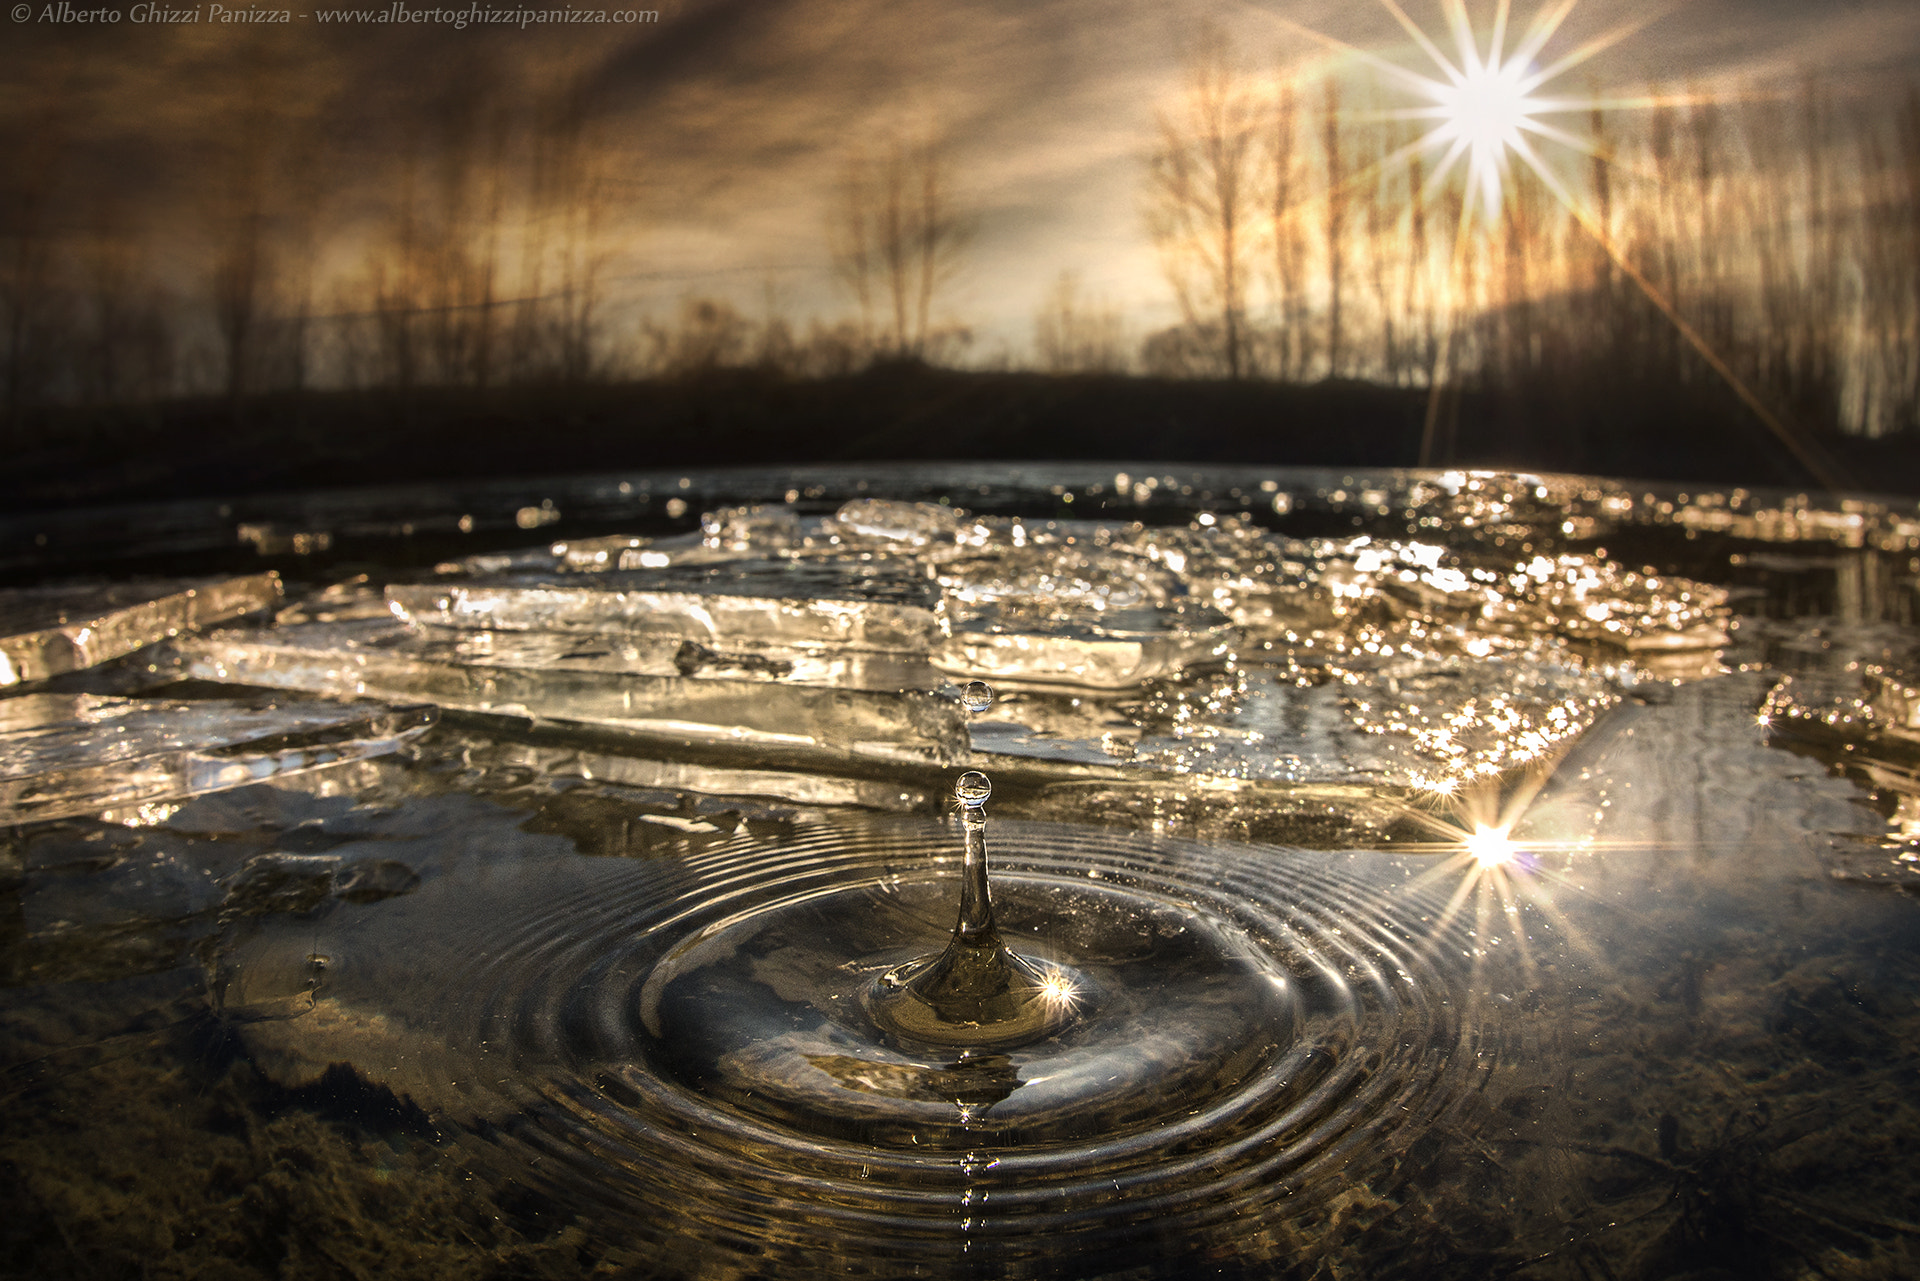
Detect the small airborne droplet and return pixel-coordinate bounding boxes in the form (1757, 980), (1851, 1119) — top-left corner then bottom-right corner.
(955, 771), (992, 807)
(961, 681), (993, 714)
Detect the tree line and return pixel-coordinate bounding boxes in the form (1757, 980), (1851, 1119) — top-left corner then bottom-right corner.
(1133, 31), (1920, 442)
(2, 29), (1917, 444)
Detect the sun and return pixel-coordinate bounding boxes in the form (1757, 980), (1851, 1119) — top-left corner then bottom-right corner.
(1279, 0), (1642, 221)
(1427, 57), (1541, 212)
(1384, 0), (1634, 220)
(1434, 58), (1536, 154)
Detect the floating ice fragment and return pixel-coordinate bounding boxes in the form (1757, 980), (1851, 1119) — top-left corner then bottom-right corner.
(237, 524), (334, 556)
(0, 693), (436, 824)
(833, 498), (966, 547)
(554, 535), (655, 571)
(703, 505), (805, 552)
(0, 574), (280, 686)
(1337, 656), (1619, 789)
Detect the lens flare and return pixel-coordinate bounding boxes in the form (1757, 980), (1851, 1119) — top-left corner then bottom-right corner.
(1039, 969), (1080, 1010)
(1465, 824), (1518, 868)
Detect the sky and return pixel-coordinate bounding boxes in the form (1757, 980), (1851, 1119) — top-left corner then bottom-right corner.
(7, 0), (1920, 364)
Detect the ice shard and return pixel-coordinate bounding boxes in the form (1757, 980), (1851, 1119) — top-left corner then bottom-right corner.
(171, 620), (970, 769)
(934, 607), (1231, 690)
(0, 692), (436, 823)
(387, 560), (944, 652)
(0, 574), (281, 686)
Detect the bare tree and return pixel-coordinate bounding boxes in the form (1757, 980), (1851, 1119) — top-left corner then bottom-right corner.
(1033, 271), (1130, 373)
(1899, 87), (1920, 422)
(1405, 139), (1437, 386)
(1365, 117), (1397, 382)
(643, 296), (753, 376)
(1146, 27), (1259, 379)
(830, 132), (969, 360)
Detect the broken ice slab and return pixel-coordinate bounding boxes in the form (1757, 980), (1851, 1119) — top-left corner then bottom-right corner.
(171, 619), (969, 770)
(233, 619), (947, 692)
(932, 534), (1237, 688)
(475, 740), (932, 813)
(0, 693), (436, 824)
(350, 623), (946, 689)
(831, 498), (968, 547)
(971, 650), (1619, 799)
(1283, 539), (1731, 654)
(275, 575), (393, 625)
(387, 560), (945, 652)
(0, 574), (280, 686)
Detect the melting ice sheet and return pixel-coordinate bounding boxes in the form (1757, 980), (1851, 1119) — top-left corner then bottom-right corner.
(158, 496), (1727, 842)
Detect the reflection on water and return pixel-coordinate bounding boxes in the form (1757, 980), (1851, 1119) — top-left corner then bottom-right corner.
(2, 465), (1919, 1279)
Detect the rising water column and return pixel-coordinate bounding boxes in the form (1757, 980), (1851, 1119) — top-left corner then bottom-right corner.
(866, 765), (1084, 1049)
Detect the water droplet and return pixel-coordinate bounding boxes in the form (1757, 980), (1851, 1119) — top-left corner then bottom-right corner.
(961, 680), (994, 714)
(954, 771), (991, 807)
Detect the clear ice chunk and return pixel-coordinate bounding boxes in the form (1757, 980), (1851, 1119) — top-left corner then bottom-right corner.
(0, 692), (436, 823)
(387, 561), (944, 652)
(555, 535), (658, 571)
(831, 498), (967, 547)
(705, 505), (807, 552)
(0, 574), (281, 686)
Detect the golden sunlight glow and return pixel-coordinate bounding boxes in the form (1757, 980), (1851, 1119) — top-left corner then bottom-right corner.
(1465, 823), (1519, 868)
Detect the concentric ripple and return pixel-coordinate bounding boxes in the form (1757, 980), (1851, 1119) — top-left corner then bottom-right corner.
(217, 816), (1518, 1277)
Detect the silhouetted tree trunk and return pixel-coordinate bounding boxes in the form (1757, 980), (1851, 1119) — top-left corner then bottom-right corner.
(1147, 27), (1257, 379)
(1322, 76), (1348, 379)
(1270, 77), (1309, 381)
